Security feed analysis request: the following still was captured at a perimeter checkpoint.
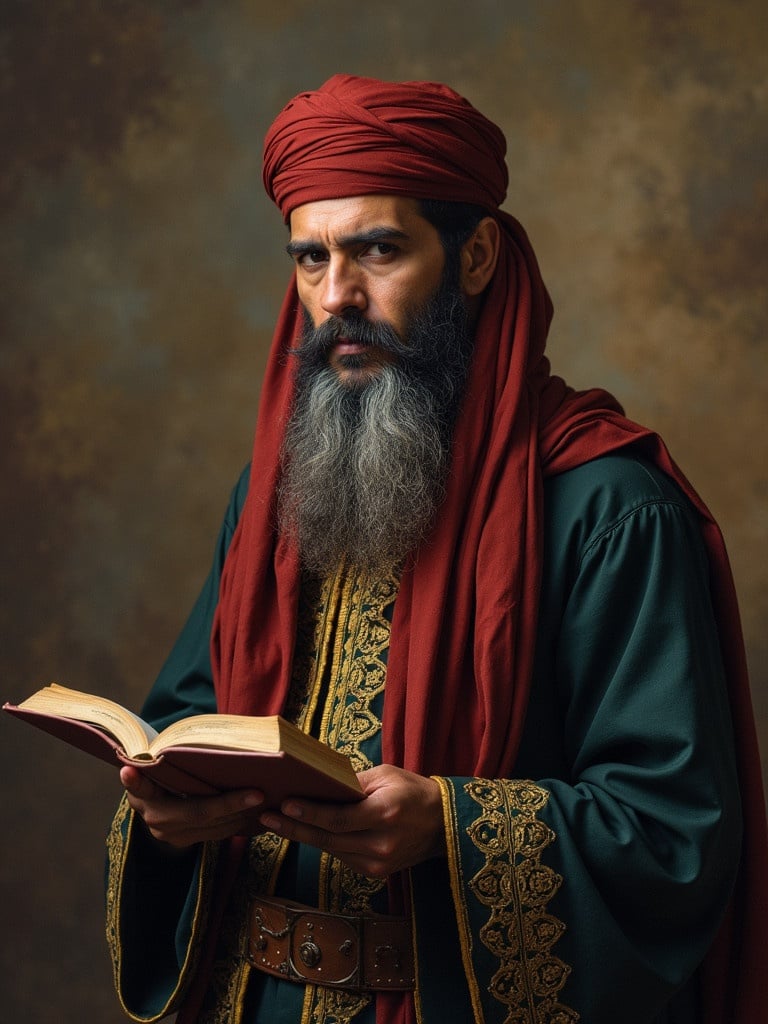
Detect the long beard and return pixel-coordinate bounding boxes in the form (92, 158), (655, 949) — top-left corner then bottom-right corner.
(277, 275), (472, 574)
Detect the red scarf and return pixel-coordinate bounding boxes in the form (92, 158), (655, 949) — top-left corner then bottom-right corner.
(180, 77), (767, 1023)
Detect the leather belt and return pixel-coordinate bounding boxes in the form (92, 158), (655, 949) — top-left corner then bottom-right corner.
(246, 895), (415, 992)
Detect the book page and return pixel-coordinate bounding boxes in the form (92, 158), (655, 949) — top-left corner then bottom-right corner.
(150, 714), (280, 755)
(19, 684), (158, 757)
(124, 709), (159, 744)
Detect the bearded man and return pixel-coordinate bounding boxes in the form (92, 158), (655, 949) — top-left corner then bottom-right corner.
(106, 76), (768, 1024)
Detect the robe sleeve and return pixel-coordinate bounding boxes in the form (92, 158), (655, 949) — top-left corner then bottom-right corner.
(104, 468), (249, 1021)
(105, 799), (220, 1021)
(430, 467), (742, 1024)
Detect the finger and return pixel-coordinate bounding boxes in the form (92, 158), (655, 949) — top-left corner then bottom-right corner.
(259, 808), (327, 844)
(120, 766), (163, 802)
(142, 788), (266, 844)
(258, 811), (394, 877)
(157, 788), (264, 828)
(181, 789), (264, 827)
(258, 808), (365, 851)
(278, 798), (367, 834)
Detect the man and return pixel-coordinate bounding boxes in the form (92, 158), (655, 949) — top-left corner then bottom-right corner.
(106, 75), (767, 1024)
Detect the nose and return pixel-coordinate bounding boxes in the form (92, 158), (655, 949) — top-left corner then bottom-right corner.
(320, 257), (367, 318)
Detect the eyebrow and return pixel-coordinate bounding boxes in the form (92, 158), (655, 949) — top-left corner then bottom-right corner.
(285, 226), (410, 258)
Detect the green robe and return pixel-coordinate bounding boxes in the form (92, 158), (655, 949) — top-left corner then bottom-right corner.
(105, 454), (741, 1024)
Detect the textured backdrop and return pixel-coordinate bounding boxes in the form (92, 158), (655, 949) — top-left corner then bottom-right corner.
(1, 2), (766, 1021)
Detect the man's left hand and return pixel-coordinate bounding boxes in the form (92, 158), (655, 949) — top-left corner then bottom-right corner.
(258, 764), (445, 877)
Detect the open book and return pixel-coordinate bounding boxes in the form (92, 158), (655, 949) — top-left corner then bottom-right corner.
(3, 683), (363, 804)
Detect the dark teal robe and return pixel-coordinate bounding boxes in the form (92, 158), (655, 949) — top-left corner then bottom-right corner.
(105, 454), (741, 1023)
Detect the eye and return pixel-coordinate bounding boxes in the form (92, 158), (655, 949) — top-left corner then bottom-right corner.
(365, 242), (398, 259)
(302, 250), (327, 265)
(295, 249), (328, 270)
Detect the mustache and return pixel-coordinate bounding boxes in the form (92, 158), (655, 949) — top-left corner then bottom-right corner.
(293, 310), (412, 360)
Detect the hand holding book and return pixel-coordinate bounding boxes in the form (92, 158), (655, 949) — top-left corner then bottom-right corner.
(119, 761), (270, 847)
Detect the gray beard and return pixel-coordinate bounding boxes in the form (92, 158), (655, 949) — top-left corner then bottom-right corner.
(277, 277), (472, 574)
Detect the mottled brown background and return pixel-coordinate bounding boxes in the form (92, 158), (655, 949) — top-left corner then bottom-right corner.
(1, 2), (766, 1021)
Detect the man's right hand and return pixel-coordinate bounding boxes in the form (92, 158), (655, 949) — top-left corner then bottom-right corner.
(120, 766), (265, 848)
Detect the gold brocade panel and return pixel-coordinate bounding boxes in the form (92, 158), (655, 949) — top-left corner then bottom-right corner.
(465, 780), (578, 1024)
(201, 566), (399, 1024)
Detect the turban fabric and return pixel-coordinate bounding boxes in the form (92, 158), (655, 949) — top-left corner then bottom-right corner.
(177, 76), (767, 1024)
(262, 74), (509, 217)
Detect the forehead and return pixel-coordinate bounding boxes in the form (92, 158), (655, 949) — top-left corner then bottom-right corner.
(288, 194), (434, 244)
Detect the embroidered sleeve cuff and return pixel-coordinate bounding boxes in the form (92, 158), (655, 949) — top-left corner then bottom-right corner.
(432, 777), (578, 1024)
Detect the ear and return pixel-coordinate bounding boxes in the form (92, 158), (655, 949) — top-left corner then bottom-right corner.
(459, 216), (500, 296)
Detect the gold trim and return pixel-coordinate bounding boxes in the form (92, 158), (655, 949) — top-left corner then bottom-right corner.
(105, 796), (219, 1023)
(304, 567), (397, 1023)
(434, 776), (485, 1022)
(464, 780), (579, 1023)
(302, 568), (346, 733)
(105, 797), (132, 1010)
(299, 981), (314, 1024)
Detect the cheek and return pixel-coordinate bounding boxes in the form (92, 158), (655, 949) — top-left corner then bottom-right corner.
(375, 283), (420, 332)
(380, 276), (439, 334)
(296, 288), (324, 327)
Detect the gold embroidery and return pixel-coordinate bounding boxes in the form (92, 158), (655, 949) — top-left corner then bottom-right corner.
(306, 985), (372, 1024)
(104, 795), (132, 992)
(322, 567), (397, 770)
(465, 779), (579, 1024)
(304, 567), (398, 1024)
(247, 829), (290, 896)
(227, 566), (398, 1024)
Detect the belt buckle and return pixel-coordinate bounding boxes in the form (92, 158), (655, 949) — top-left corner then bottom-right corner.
(248, 899), (363, 989)
(291, 908), (362, 988)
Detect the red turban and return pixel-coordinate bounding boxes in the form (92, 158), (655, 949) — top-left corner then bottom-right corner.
(180, 76), (768, 1024)
(263, 74), (508, 218)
